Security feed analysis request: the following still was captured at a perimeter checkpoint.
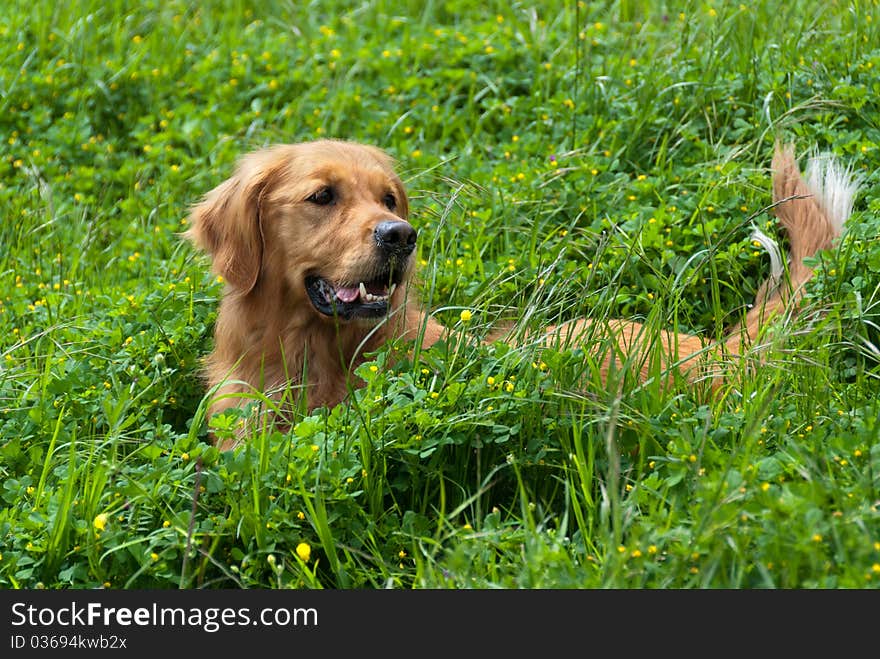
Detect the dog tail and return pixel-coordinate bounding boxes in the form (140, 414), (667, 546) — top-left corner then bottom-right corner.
(723, 143), (859, 355)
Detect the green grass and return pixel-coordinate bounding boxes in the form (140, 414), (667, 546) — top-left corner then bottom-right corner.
(1, 0), (879, 589)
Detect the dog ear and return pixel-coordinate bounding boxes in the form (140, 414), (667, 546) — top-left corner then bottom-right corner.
(186, 151), (282, 293)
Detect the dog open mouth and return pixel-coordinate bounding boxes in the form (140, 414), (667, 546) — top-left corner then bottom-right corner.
(305, 273), (400, 321)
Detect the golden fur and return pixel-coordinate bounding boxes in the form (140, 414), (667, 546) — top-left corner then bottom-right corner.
(186, 140), (852, 449)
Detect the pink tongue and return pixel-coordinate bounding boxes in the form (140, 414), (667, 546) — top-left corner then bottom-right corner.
(335, 286), (360, 303)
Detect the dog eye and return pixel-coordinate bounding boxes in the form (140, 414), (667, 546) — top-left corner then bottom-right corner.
(382, 193), (397, 211)
(307, 187), (335, 206)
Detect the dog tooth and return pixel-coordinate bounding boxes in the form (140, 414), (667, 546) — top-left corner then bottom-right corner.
(359, 282), (367, 300)
(389, 283), (396, 297)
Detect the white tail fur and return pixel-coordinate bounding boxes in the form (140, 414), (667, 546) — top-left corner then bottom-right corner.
(804, 152), (860, 235)
(750, 226), (784, 287)
(751, 149), (859, 289)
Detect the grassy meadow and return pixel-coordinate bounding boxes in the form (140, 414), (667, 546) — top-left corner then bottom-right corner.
(1, 0), (879, 589)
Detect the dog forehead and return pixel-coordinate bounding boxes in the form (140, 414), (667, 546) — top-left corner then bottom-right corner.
(294, 141), (394, 176)
(266, 143), (373, 183)
(305, 163), (390, 189)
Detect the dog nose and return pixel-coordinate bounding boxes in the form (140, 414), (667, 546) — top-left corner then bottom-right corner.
(374, 220), (417, 256)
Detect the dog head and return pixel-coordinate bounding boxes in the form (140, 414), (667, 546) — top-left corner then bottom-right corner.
(186, 140), (415, 323)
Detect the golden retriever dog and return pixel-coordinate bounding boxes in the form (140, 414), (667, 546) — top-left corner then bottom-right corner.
(186, 140), (857, 449)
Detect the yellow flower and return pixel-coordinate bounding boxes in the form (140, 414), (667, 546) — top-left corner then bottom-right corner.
(93, 513), (108, 532)
(296, 542), (311, 562)
(459, 309), (472, 323)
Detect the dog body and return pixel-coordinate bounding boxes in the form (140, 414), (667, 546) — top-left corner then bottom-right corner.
(187, 140), (857, 448)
